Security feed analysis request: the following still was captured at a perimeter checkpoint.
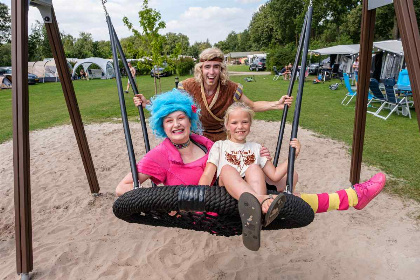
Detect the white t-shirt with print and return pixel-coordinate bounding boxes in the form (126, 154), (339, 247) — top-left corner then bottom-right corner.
(207, 140), (268, 178)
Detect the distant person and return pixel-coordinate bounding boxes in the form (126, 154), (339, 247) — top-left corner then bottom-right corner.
(283, 63), (292, 80)
(80, 69), (89, 80)
(125, 62), (136, 93)
(353, 57), (359, 88)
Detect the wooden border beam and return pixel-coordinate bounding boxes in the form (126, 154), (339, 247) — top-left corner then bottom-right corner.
(350, 0), (376, 184)
(394, 0), (420, 131)
(12, 0), (33, 275)
(44, 8), (100, 193)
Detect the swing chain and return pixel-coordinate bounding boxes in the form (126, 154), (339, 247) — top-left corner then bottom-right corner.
(101, 0), (109, 16)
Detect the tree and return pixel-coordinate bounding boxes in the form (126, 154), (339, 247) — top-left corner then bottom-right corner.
(124, 0), (166, 94)
(92, 40), (112, 59)
(187, 40), (212, 58)
(73, 32), (94, 58)
(0, 43), (11, 66)
(61, 33), (76, 58)
(163, 32), (189, 57)
(237, 29), (252, 51)
(0, 3), (11, 44)
(248, 3), (276, 49)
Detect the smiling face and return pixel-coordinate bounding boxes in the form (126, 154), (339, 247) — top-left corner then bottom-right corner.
(225, 108), (252, 143)
(163, 111), (191, 143)
(202, 61), (221, 88)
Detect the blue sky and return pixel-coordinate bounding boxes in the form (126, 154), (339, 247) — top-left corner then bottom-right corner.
(2, 0), (265, 44)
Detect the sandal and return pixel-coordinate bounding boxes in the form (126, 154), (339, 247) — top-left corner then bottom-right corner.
(261, 193), (286, 227)
(238, 192), (262, 251)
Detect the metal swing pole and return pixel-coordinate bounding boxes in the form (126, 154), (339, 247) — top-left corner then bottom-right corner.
(110, 24), (152, 152)
(105, 9), (140, 189)
(273, 9), (309, 166)
(286, 4), (313, 194)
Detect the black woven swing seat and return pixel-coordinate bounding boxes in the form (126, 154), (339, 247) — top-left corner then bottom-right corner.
(113, 185), (314, 237)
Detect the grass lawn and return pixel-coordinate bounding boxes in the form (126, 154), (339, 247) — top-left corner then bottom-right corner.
(227, 65), (252, 72)
(1, 74), (419, 204)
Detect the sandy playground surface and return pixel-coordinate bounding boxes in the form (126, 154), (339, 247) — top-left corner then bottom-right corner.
(1, 120), (419, 279)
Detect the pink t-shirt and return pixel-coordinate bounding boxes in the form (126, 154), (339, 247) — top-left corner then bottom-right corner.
(137, 134), (214, 185)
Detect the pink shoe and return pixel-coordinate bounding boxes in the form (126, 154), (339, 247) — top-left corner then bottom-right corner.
(353, 173), (386, 210)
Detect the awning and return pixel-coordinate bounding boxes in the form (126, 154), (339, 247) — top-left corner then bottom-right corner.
(310, 40), (404, 56)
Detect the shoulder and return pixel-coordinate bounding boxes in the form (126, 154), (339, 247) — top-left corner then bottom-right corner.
(209, 140), (224, 151)
(179, 78), (200, 94)
(145, 139), (169, 158)
(191, 134), (214, 150)
(179, 78), (197, 87)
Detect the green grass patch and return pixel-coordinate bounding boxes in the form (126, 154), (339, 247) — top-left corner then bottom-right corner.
(1, 74), (419, 203)
(227, 65), (252, 72)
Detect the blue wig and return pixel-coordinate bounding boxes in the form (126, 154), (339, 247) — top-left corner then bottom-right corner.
(146, 89), (203, 138)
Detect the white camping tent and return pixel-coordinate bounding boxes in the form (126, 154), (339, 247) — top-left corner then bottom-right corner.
(310, 40), (405, 80)
(310, 44), (360, 55)
(373, 40), (404, 80)
(310, 44), (360, 74)
(72, 57), (115, 79)
(28, 58), (73, 82)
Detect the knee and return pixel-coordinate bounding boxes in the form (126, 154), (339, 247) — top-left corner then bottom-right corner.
(115, 184), (131, 197)
(246, 164), (262, 173)
(220, 165), (238, 180)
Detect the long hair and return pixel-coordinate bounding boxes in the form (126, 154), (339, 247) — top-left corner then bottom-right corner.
(194, 48), (229, 85)
(223, 102), (255, 140)
(146, 89), (203, 138)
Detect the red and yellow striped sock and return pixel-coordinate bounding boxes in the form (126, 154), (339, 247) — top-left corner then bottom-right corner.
(300, 187), (358, 213)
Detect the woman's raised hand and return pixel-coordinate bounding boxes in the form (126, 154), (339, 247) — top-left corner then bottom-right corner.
(133, 94), (149, 107)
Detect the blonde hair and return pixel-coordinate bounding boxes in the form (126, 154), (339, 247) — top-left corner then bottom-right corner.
(194, 48), (229, 85)
(224, 102), (255, 139)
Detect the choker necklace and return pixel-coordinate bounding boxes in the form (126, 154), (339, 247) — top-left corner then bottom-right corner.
(171, 138), (191, 149)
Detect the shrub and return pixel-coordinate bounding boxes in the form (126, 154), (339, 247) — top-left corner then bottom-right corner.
(266, 44), (297, 71)
(174, 57), (195, 76)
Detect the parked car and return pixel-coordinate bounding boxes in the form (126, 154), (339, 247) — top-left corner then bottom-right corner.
(249, 58), (266, 71)
(0, 67), (39, 85)
(309, 63), (320, 75)
(309, 57), (330, 75)
(150, 63), (171, 78)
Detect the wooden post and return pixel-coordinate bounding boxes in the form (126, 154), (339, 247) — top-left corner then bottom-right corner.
(44, 8), (100, 193)
(12, 0), (33, 275)
(350, 0), (376, 184)
(394, 0), (420, 132)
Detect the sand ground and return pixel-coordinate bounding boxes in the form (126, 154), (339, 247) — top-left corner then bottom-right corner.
(1, 121), (419, 279)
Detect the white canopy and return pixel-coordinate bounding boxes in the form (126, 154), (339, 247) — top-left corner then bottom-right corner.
(310, 40), (404, 55)
(373, 40), (403, 55)
(72, 57), (115, 79)
(310, 44), (360, 55)
(28, 58), (73, 82)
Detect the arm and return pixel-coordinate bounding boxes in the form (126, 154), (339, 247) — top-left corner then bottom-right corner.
(116, 171), (151, 197)
(241, 94), (293, 112)
(262, 138), (301, 182)
(198, 162), (217, 185)
(133, 94), (151, 107)
(260, 145), (272, 161)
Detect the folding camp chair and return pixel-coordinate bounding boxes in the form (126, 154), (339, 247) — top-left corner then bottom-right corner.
(367, 78), (387, 108)
(273, 66), (282, 81)
(341, 73), (357, 105)
(370, 78), (412, 120)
